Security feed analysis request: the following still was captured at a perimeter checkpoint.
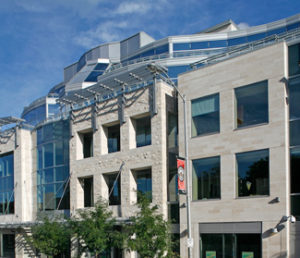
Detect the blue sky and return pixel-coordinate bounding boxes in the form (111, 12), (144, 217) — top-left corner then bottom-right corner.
(0, 0), (299, 118)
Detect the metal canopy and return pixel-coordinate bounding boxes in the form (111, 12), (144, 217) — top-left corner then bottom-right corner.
(58, 63), (168, 105)
(0, 116), (25, 127)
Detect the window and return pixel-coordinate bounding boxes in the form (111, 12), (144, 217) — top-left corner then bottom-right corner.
(107, 124), (120, 153)
(135, 169), (152, 202)
(1, 234), (15, 257)
(191, 93), (219, 137)
(235, 80), (268, 128)
(289, 43), (300, 77)
(236, 149), (269, 197)
(105, 173), (121, 205)
(36, 120), (70, 211)
(290, 147), (300, 220)
(200, 233), (261, 258)
(135, 116), (151, 147)
(79, 131), (93, 158)
(289, 78), (300, 220)
(83, 177), (94, 207)
(0, 152), (14, 215)
(192, 156), (220, 200)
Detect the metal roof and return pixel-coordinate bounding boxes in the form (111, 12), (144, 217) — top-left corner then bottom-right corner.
(59, 63), (168, 105)
(0, 116), (25, 127)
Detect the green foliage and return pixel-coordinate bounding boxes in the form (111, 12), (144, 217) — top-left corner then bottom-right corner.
(125, 194), (173, 258)
(70, 199), (121, 256)
(29, 216), (71, 256)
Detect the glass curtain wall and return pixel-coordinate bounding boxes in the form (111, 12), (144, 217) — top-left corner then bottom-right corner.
(36, 120), (70, 211)
(289, 76), (300, 220)
(0, 152), (14, 215)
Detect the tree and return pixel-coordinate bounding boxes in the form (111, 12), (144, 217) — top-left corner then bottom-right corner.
(28, 216), (71, 257)
(125, 194), (174, 258)
(70, 199), (121, 257)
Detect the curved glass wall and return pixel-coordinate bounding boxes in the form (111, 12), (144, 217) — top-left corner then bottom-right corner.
(23, 104), (46, 126)
(36, 120), (70, 211)
(0, 152), (14, 215)
(173, 22), (300, 52)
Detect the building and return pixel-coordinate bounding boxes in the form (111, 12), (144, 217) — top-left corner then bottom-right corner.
(0, 13), (300, 257)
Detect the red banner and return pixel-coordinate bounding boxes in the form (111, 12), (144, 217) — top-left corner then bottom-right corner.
(177, 158), (186, 194)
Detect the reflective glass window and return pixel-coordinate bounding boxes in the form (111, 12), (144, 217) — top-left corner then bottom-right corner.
(23, 104), (46, 126)
(44, 143), (54, 167)
(287, 22), (300, 31)
(136, 116), (151, 147)
(173, 43), (190, 51)
(236, 149), (269, 197)
(48, 104), (60, 117)
(155, 44), (169, 54)
(209, 40), (227, 48)
(167, 65), (191, 79)
(191, 42), (209, 49)
(140, 49), (155, 57)
(228, 36), (247, 46)
(0, 152), (14, 215)
(191, 93), (219, 137)
(290, 120), (300, 146)
(80, 132), (93, 158)
(106, 173), (121, 205)
(136, 169), (152, 202)
(288, 43), (300, 77)
(36, 120), (70, 211)
(266, 27), (286, 36)
(235, 80), (268, 128)
(108, 124), (120, 153)
(247, 32), (267, 42)
(168, 113), (178, 149)
(192, 156), (220, 200)
(289, 79), (300, 119)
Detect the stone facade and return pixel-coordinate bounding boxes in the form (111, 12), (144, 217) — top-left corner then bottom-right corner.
(177, 41), (300, 257)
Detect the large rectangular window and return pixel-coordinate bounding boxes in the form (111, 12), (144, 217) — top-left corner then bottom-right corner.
(289, 43), (300, 77)
(105, 173), (121, 205)
(135, 169), (152, 202)
(192, 156), (220, 201)
(135, 116), (151, 147)
(236, 149), (269, 197)
(107, 124), (120, 153)
(0, 152), (14, 215)
(235, 80), (268, 128)
(200, 233), (261, 258)
(191, 93), (219, 137)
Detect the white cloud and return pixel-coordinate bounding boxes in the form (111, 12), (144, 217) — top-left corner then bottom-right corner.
(74, 21), (129, 48)
(238, 22), (250, 30)
(115, 2), (151, 15)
